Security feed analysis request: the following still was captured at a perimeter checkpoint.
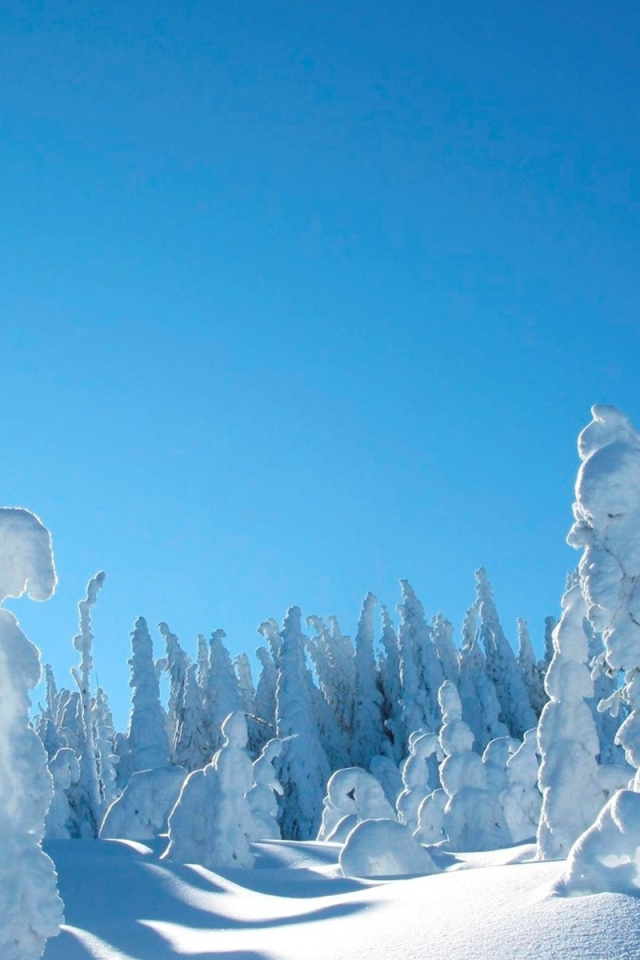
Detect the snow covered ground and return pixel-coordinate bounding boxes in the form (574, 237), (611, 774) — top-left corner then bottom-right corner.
(43, 837), (640, 960)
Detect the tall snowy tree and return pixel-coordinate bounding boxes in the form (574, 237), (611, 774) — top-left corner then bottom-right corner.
(568, 406), (640, 786)
(0, 508), (64, 959)
(127, 616), (171, 775)
(351, 593), (386, 768)
(432, 613), (459, 685)
(476, 569), (537, 738)
(69, 571), (106, 837)
(93, 685), (119, 811)
(254, 645), (277, 732)
(536, 582), (605, 860)
(397, 580), (443, 737)
(158, 621), (189, 756)
(378, 605), (405, 761)
(174, 663), (211, 772)
(206, 629), (242, 754)
(457, 603), (508, 753)
(517, 618), (547, 718)
(275, 607), (331, 840)
(306, 614), (356, 740)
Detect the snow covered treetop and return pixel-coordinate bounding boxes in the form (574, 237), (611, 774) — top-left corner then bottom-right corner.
(0, 507), (57, 605)
(573, 405), (640, 526)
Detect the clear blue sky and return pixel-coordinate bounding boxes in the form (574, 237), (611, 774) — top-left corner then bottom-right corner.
(2, 1), (639, 728)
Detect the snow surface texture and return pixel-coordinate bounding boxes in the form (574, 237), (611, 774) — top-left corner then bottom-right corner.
(339, 818), (439, 878)
(41, 836), (640, 960)
(0, 508), (63, 960)
(164, 710), (255, 869)
(100, 767), (187, 841)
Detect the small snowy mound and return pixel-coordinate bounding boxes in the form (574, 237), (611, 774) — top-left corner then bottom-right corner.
(559, 788), (640, 896)
(100, 767), (187, 840)
(339, 819), (439, 879)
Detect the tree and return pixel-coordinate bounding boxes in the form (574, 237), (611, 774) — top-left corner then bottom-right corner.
(0, 507), (63, 959)
(352, 592), (386, 768)
(275, 607), (330, 840)
(476, 568), (537, 738)
(127, 616), (171, 774)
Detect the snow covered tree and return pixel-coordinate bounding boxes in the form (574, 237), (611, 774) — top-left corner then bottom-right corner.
(0, 507), (64, 959)
(517, 618), (547, 718)
(458, 603), (508, 753)
(438, 680), (510, 851)
(317, 767), (396, 842)
(275, 607), (330, 840)
(352, 592), (386, 768)
(306, 614), (356, 742)
(206, 629), (242, 754)
(127, 616), (171, 775)
(174, 663), (211, 771)
(44, 748), (80, 840)
(536, 582), (605, 860)
(567, 405), (640, 783)
(397, 580), (443, 736)
(247, 737), (286, 841)
(396, 731), (442, 832)
(158, 621), (189, 756)
(254, 645), (277, 733)
(234, 652), (263, 756)
(93, 685), (119, 812)
(378, 604), (405, 760)
(476, 569), (537, 738)
(432, 613), (459, 685)
(501, 729), (541, 843)
(165, 711), (255, 869)
(69, 572), (106, 837)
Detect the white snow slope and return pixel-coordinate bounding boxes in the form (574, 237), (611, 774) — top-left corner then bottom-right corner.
(42, 837), (640, 960)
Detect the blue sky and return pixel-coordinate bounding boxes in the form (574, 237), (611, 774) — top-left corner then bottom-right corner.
(2, 1), (639, 727)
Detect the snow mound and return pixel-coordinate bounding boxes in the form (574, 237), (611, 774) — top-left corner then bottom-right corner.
(339, 819), (439, 878)
(559, 788), (640, 896)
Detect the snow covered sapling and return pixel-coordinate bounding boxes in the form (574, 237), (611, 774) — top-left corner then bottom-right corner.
(517, 618), (546, 718)
(165, 711), (255, 869)
(438, 680), (510, 851)
(396, 731), (442, 833)
(397, 580), (443, 736)
(45, 748), (80, 841)
(536, 583), (605, 860)
(0, 507), (64, 960)
(206, 628), (242, 754)
(457, 602), (508, 753)
(247, 737), (286, 841)
(501, 729), (541, 843)
(158, 621), (189, 755)
(69, 572), (106, 836)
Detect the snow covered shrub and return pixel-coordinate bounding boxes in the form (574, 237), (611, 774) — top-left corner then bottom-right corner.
(100, 766), (187, 841)
(45, 748), (80, 840)
(501, 730), (541, 843)
(396, 732), (441, 832)
(317, 767), (396, 841)
(247, 737), (285, 841)
(559, 789), (640, 897)
(0, 508), (64, 960)
(164, 711), (255, 870)
(339, 819), (440, 879)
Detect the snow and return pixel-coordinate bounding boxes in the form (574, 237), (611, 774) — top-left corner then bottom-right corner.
(41, 835), (640, 960)
(339, 818), (439, 878)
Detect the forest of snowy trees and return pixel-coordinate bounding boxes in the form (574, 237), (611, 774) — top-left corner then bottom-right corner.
(6, 403), (640, 959)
